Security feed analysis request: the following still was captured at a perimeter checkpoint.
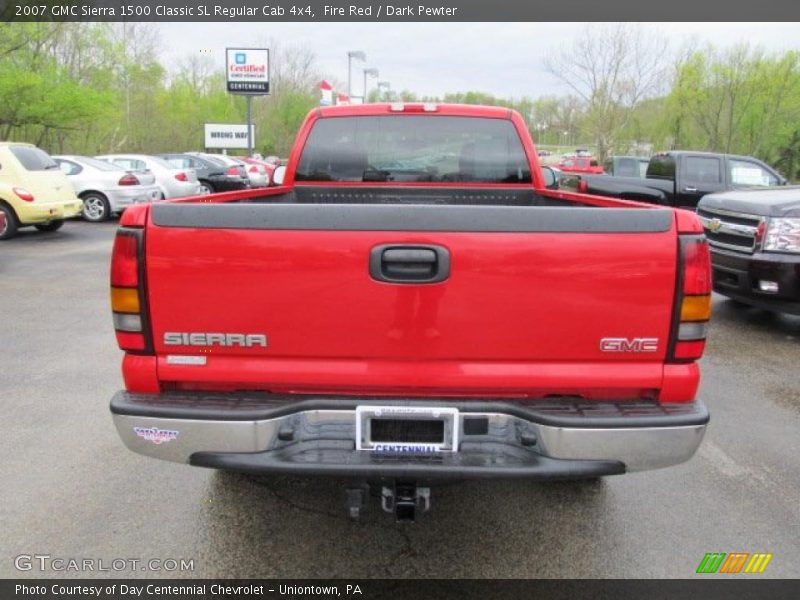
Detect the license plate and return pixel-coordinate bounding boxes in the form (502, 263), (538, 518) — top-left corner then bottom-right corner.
(355, 406), (459, 453)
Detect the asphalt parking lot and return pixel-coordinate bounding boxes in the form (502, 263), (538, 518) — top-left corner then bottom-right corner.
(1, 219), (799, 579)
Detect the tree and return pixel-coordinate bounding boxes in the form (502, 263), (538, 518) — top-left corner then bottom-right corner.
(545, 24), (668, 160)
(251, 41), (324, 155)
(662, 45), (800, 161)
(775, 130), (800, 181)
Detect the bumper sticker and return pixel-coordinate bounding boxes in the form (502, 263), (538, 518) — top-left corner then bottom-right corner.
(133, 427), (179, 445)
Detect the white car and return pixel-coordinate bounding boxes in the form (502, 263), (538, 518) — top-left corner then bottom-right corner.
(95, 154), (202, 199)
(53, 155), (162, 222)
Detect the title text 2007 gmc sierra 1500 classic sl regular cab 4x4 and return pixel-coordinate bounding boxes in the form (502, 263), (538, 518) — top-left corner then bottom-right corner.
(109, 104), (711, 520)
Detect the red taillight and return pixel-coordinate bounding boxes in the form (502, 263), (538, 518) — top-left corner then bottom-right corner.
(670, 235), (712, 362)
(118, 174), (139, 186)
(110, 229), (151, 354)
(681, 237), (712, 295)
(673, 340), (706, 360)
(110, 234), (139, 287)
(13, 187), (34, 202)
(174, 172), (188, 182)
(227, 166), (239, 176)
(115, 331), (146, 351)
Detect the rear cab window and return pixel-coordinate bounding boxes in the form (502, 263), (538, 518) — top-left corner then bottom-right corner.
(295, 116), (532, 184)
(10, 146), (58, 171)
(646, 154), (676, 180)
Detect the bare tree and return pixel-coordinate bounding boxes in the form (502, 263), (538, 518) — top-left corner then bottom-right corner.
(545, 24), (669, 159)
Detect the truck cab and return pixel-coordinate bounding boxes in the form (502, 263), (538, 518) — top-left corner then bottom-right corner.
(647, 151), (786, 209)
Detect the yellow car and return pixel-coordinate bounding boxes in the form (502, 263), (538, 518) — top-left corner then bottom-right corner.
(0, 142), (82, 240)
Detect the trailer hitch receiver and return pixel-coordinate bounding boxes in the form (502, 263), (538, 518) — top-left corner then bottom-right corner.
(381, 482), (431, 521)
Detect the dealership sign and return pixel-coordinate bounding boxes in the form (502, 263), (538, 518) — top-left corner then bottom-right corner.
(204, 123), (256, 149)
(226, 48), (269, 94)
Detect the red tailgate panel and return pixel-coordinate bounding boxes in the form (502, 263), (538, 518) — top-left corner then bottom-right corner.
(145, 224), (677, 398)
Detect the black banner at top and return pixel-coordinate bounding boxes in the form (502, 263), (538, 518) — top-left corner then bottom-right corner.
(1, 0), (799, 22)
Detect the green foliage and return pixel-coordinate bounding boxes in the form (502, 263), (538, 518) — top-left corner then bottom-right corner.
(775, 130), (800, 181)
(0, 23), (798, 178)
(658, 45), (800, 168)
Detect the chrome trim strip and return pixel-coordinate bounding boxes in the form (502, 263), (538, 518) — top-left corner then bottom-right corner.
(697, 206), (763, 221)
(697, 207), (766, 254)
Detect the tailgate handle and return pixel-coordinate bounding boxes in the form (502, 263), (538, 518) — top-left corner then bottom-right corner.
(370, 244), (450, 284)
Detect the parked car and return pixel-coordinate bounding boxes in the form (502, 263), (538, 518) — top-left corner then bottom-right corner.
(698, 187), (800, 315)
(557, 156), (604, 174)
(604, 156), (650, 178)
(109, 103), (710, 521)
(203, 153), (267, 188)
(95, 154), (202, 199)
(53, 155), (161, 222)
(576, 151), (787, 209)
(158, 153), (248, 194)
(0, 142), (82, 240)
(235, 156), (277, 186)
(186, 152), (250, 190)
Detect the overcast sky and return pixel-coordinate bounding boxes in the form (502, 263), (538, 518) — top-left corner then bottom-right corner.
(158, 22), (800, 99)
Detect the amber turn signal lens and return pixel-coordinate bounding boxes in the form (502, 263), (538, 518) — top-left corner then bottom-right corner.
(111, 286), (140, 314)
(680, 295), (711, 322)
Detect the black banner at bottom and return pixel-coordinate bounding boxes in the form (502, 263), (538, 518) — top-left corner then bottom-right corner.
(3, 579), (800, 600)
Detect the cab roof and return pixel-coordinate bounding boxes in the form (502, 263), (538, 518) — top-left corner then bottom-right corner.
(315, 103), (515, 119)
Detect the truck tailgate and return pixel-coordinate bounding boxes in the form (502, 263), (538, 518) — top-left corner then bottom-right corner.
(144, 203), (677, 398)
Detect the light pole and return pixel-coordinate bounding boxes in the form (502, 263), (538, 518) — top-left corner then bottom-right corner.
(363, 68), (379, 102)
(536, 122), (547, 146)
(347, 51), (366, 100)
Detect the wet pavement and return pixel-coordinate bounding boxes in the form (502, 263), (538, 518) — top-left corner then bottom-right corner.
(2, 220), (799, 578)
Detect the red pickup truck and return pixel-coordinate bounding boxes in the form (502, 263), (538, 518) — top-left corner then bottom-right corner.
(109, 103), (710, 520)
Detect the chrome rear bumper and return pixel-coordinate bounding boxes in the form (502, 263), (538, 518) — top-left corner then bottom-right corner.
(111, 392), (708, 477)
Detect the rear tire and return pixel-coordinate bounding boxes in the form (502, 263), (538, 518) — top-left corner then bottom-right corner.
(81, 192), (110, 222)
(35, 220), (64, 232)
(198, 181), (214, 195)
(0, 204), (19, 240)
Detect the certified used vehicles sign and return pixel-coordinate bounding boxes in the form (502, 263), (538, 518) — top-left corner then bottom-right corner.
(226, 48), (269, 94)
